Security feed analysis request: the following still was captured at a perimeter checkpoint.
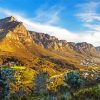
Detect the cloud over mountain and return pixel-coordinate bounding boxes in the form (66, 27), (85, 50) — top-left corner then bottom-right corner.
(0, 7), (100, 46)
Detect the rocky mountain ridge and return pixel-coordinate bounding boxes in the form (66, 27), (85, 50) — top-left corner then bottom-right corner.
(0, 16), (100, 71)
(30, 31), (99, 56)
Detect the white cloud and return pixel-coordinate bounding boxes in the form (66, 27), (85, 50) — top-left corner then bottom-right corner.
(84, 24), (100, 31)
(75, 1), (100, 46)
(76, 1), (100, 22)
(0, 8), (100, 46)
(76, 13), (100, 22)
(31, 6), (63, 25)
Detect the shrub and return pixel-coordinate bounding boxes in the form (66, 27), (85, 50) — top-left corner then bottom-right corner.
(74, 84), (100, 100)
(0, 67), (15, 100)
(64, 71), (85, 89)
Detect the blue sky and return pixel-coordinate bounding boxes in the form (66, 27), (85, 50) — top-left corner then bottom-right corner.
(0, 0), (100, 46)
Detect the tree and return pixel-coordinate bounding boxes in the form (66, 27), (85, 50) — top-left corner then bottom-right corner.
(0, 67), (15, 100)
(64, 71), (85, 89)
(57, 84), (72, 100)
(34, 71), (49, 95)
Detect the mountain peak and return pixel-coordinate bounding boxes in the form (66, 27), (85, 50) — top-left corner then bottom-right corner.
(8, 16), (16, 21)
(0, 16), (16, 22)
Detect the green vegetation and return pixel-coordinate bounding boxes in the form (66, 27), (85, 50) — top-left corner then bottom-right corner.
(34, 71), (49, 95)
(0, 67), (15, 100)
(64, 71), (85, 89)
(74, 84), (100, 100)
(0, 66), (100, 100)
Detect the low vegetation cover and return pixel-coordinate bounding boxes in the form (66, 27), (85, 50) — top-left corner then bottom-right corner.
(0, 66), (100, 100)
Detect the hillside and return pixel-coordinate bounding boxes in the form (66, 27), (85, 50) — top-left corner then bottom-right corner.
(0, 16), (80, 71)
(30, 31), (100, 67)
(0, 16), (100, 72)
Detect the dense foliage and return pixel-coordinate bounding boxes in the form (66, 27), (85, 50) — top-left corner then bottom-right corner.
(0, 67), (15, 100)
(74, 84), (100, 100)
(0, 66), (99, 100)
(64, 71), (85, 89)
(34, 71), (49, 95)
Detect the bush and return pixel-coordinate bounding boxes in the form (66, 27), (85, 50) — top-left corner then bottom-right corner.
(0, 67), (15, 100)
(74, 84), (100, 100)
(64, 71), (85, 89)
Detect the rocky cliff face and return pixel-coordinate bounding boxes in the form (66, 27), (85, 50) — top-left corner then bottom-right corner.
(68, 42), (97, 55)
(0, 16), (35, 66)
(30, 31), (99, 56)
(0, 16), (33, 43)
(30, 31), (76, 54)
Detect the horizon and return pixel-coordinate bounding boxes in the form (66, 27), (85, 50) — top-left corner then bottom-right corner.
(0, 0), (100, 46)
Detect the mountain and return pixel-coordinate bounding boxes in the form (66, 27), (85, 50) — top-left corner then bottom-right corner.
(68, 42), (99, 57)
(0, 16), (100, 72)
(0, 16), (36, 66)
(30, 31), (87, 67)
(30, 31), (100, 60)
(30, 31), (77, 55)
(0, 16), (80, 72)
(30, 31), (99, 56)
